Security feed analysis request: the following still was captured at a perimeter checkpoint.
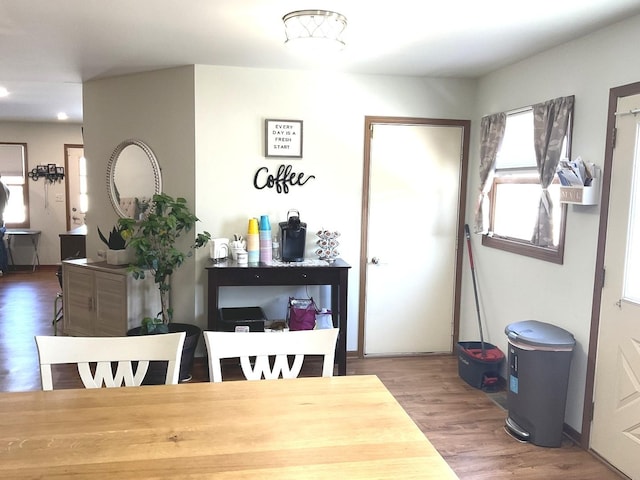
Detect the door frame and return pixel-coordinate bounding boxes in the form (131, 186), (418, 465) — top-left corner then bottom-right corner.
(583, 80), (640, 449)
(357, 116), (471, 357)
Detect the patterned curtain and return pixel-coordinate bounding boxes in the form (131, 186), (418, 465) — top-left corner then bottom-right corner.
(474, 113), (506, 233)
(531, 96), (574, 246)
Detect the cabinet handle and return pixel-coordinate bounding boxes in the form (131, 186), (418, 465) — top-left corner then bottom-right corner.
(301, 273), (307, 279)
(253, 274), (261, 279)
(88, 297), (94, 311)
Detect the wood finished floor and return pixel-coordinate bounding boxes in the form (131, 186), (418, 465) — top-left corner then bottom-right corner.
(0, 268), (625, 479)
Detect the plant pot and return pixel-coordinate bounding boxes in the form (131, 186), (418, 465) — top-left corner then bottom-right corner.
(106, 247), (135, 266)
(127, 322), (201, 384)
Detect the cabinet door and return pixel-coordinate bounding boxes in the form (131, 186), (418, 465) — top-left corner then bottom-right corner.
(63, 265), (95, 336)
(94, 271), (127, 336)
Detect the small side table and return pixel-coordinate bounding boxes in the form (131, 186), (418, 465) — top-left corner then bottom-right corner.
(6, 229), (41, 272)
(205, 258), (350, 375)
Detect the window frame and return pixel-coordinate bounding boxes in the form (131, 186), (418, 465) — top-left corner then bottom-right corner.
(482, 176), (567, 264)
(0, 142), (30, 229)
(481, 106), (572, 265)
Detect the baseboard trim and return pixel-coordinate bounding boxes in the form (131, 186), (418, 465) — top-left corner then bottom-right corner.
(563, 422), (582, 446)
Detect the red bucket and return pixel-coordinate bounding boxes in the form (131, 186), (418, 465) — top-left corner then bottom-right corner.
(457, 341), (505, 390)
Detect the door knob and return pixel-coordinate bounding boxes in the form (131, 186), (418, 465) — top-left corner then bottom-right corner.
(371, 257), (380, 264)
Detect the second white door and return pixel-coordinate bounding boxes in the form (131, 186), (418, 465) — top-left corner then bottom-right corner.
(64, 144), (86, 230)
(590, 93), (640, 480)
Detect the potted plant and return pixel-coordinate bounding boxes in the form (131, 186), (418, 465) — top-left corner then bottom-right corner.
(97, 225), (133, 265)
(118, 192), (211, 382)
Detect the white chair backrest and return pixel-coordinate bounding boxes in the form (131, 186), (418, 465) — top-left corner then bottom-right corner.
(35, 333), (186, 390)
(203, 328), (339, 382)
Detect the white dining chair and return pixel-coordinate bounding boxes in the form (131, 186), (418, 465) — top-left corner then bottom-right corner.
(34, 332), (186, 390)
(203, 328), (339, 382)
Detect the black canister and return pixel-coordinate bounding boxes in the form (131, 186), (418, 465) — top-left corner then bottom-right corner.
(279, 209), (306, 262)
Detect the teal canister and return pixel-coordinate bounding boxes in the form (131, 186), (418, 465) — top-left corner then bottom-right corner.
(259, 215), (272, 263)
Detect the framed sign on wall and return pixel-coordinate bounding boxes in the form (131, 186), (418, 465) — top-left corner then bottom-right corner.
(265, 119), (303, 158)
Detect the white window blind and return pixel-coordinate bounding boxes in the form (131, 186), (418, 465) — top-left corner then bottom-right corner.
(0, 144), (26, 177)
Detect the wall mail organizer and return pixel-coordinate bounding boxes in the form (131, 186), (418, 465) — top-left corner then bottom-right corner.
(559, 178), (600, 205)
(558, 158), (600, 205)
(28, 164), (65, 183)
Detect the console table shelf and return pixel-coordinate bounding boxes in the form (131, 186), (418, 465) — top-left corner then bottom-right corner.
(205, 259), (350, 375)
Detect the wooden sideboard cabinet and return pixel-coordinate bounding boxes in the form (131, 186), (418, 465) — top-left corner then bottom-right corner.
(62, 259), (159, 336)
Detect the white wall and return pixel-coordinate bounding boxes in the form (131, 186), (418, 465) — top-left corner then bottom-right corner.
(80, 12), (640, 436)
(82, 65), (475, 356)
(463, 14), (640, 433)
(83, 66), (198, 327)
(0, 121), (83, 265)
(193, 66), (477, 350)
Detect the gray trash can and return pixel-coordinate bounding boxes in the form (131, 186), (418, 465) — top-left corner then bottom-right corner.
(504, 320), (575, 447)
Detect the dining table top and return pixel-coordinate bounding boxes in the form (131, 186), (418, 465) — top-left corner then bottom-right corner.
(0, 374), (458, 479)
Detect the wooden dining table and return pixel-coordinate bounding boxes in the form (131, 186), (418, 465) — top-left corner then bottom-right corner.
(0, 374), (458, 479)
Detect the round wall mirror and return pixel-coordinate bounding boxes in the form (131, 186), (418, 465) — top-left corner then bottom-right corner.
(106, 139), (162, 219)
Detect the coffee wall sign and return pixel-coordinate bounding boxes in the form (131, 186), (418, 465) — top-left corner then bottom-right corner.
(265, 119), (303, 158)
(254, 164), (316, 194)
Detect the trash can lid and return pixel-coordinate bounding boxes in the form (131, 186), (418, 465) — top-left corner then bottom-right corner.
(505, 320), (575, 349)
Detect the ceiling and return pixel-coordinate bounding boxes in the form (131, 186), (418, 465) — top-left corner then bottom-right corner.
(2, 0), (640, 124)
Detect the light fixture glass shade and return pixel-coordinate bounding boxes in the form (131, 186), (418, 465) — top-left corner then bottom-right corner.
(283, 10), (347, 52)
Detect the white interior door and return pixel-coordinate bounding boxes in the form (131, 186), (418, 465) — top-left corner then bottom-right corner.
(364, 123), (463, 355)
(591, 93), (640, 479)
(64, 144), (85, 230)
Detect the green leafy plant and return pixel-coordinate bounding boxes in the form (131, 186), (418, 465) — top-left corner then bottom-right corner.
(97, 225), (127, 250)
(118, 193), (211, 334)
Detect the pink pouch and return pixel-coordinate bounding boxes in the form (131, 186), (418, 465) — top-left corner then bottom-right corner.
(287, 297), (317, 330)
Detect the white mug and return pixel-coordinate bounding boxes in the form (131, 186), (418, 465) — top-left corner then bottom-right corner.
(230, 239), (246, 260)
(230, 245), (245, 260)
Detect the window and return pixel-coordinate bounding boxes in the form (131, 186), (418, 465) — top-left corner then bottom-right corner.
(482, 108), (569, 264)
(0, 142), (30, 228)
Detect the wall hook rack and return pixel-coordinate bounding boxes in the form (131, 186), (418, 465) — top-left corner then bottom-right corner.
(28, 164), (65, 183)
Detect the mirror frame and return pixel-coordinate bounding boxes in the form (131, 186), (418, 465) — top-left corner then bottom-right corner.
(106, 139), (162, 219)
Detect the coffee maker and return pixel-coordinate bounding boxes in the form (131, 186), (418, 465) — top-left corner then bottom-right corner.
(279, 209), (306, 262)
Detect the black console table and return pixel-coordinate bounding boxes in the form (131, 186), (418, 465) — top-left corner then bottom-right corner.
(205, 258), (350, 375)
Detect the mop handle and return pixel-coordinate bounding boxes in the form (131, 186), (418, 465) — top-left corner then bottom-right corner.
(464, 224), (475, 269)
(464, 224), (486, 356)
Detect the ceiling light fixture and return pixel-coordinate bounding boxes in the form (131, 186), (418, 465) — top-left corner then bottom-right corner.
(0, 87), (9, 98)
(57, 112), (68, 121)
(283, 10), (347, 52)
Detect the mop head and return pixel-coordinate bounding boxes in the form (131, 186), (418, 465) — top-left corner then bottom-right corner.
(457, 342), (506, 390)
(462, 347), (505, 362)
